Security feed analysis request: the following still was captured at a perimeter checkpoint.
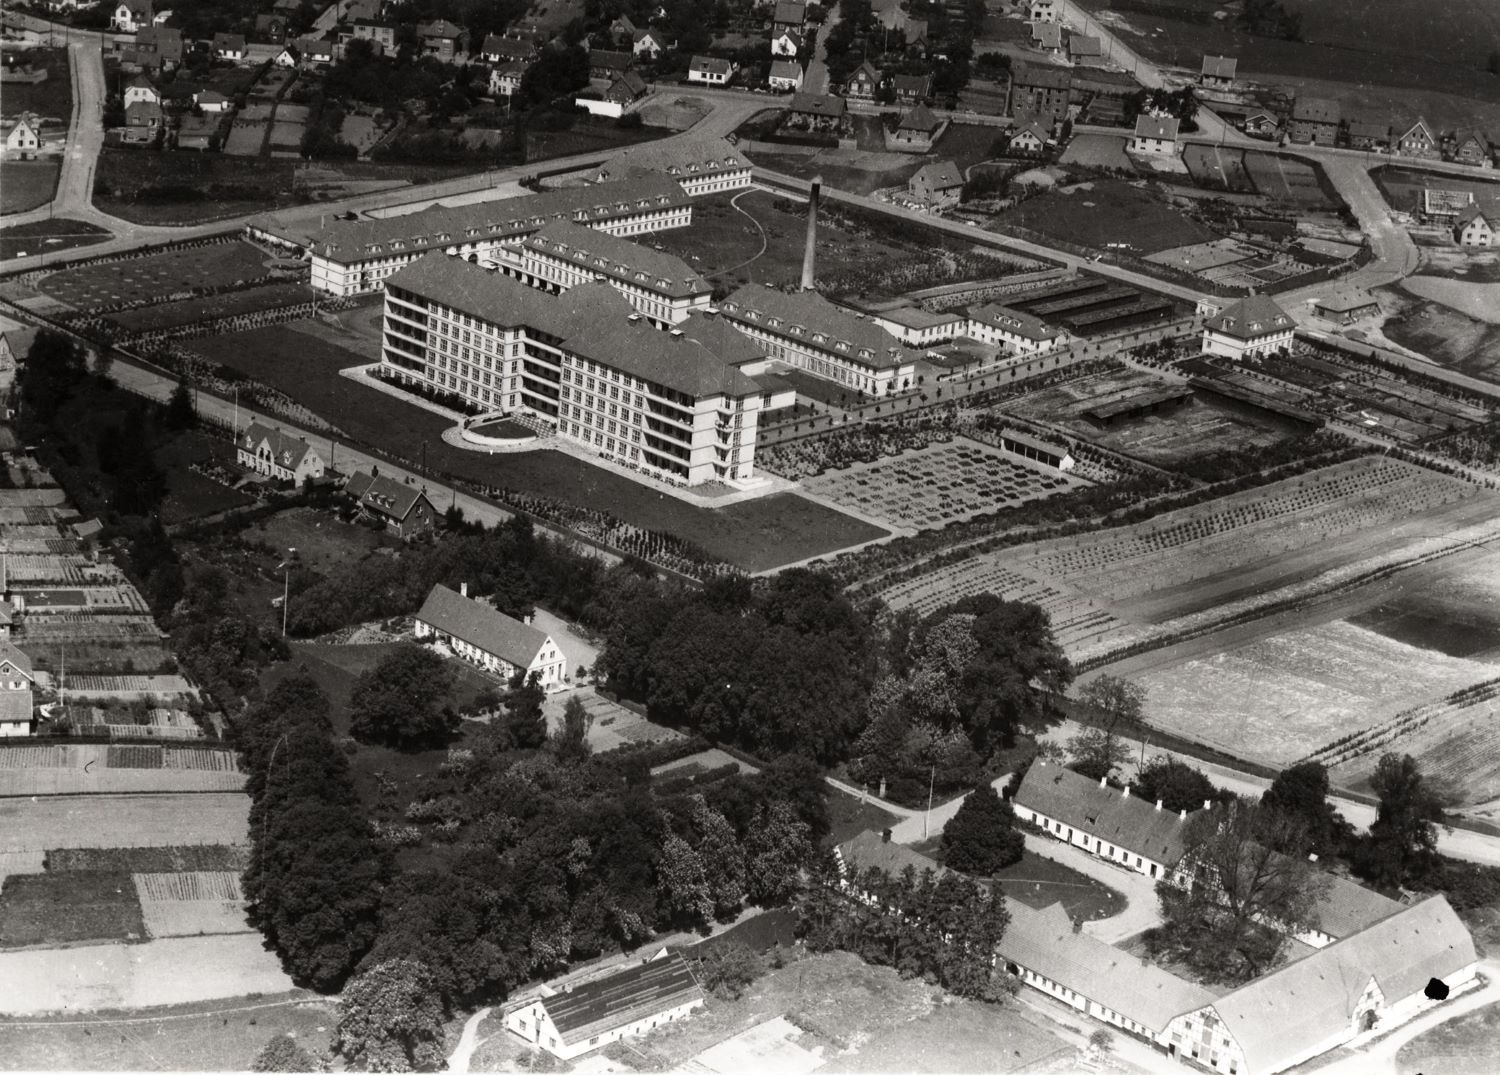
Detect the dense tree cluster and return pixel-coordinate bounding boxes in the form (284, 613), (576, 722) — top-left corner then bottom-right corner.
(941, 785), (1024, 876)
(349, 645), (459, 750)
(851, 595), (1071, 803)
(239, 673), (387, 991)
(335, 958), (448, 1072)
(797, 857), (1015, 1001)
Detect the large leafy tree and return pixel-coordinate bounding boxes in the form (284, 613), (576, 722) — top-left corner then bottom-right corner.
(941, 784), (1024, 876)
(335, 958), (447, 1072)
(252, 1035), (317, 1073)
(1260, 761), (1354, 858)
(1134, 757), (1220, 814)
(656, 833), (713, 930)
(745, 801), (813, 906)
(1355, 753), (1445, 888)
(1146, 798), (1328, 984)
(349, 645), (457, 750)
(691, 795), (746, 920)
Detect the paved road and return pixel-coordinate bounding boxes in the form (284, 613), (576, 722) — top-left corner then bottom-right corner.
(2, 43), (107, 229)
(804, 2), (839, 95)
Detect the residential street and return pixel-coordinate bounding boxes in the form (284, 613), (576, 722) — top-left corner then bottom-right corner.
(3, 43), (107, 230)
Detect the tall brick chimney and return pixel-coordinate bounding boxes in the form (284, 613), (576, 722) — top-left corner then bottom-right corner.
(800, 175), (822, 291)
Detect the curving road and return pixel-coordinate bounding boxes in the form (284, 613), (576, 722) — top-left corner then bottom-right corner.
(3, 42), (107, 229)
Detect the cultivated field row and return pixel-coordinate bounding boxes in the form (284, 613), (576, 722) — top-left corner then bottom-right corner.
(0, 744), (239, 771)
(0, 794), (250, 854)
(1330, 689), (1500, 808)
(0, 769), (246, 796)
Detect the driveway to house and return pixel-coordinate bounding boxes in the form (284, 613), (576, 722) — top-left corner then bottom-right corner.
(3, 42), (109, 229)
(1020, 831), (1162, 942)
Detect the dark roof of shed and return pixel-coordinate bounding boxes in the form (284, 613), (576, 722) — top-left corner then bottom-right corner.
(541, 953), (703, 1046)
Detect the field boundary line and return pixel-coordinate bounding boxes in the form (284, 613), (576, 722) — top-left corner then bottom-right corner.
(0, 993), (321, 1029)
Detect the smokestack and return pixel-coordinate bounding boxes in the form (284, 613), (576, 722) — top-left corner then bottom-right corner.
(1122, 786), (1130, 798)
(800, 175), (821, 291)
(460, 582), (468, 598)
(1156, 799), (1162, 811)
(1203, 799), (1212, 810)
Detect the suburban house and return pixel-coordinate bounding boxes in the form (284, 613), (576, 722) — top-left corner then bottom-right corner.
(965, 302), (1071, 354)
(1011, 62), (1072, 121)
(3, 114), (42, 159)
(194, 89), (231, 114)
(479, 34), (538, 63)
(890, 104), (943, 151)
(1396, 117), (1440, 159)
(632, 28), (668, 59)
(1068, 34), (1102, 64)
(591, 137), (752, 196)
(489, 60), (528, 98)
(1008, 120), (1050, 156)
(237, 422), (327, 484)
(1240, 110), (1280, 139)
(891, 73), (931, 104)
(1346, 120), (1392, 152)
(686, 55), (735, 85)
(785, 92), (846, 132)
(609, 13), (638, 37)
(418, 19), (468, 61)
(1447, 128), (1493, 168)
(111, 0), (154, 33)
(124, 100), (164, 135)
(1312, 292), (1381, 324)
(589, 49), (633, 80)
(903, 18), (928, 54)
(294, 36), (336, 65)
(771, 28), (803, 57)
(1199, 54), (1237, 90)
(605, 71), (649, 106)
(254, 13), (288, 42)
(415, 583), (566, 686)
(907, 158), (964, 207)
(119, 26), (184, 72)
(273, 46), (300, 67)
(1200, 294), (1296, 359)
(845, 61), (882, 100)
(772, 0), (805, 33)
(0, 640), (34, 738)
(1029, 0), (1057, 21)
(1031, 21), (1062, 52)
(124, 74), (160, 107)
(1289, 96), (1341, 146)
(502, 951), (704, 1060)
(1129, 113), (1181, 156)
(1456, 204), (1495, 247)
(871, 306), (965, 347)
(345, 19), (398, 52)
(213, 33), (247, 62)
(343, 470), (438, 538)
(768, 59), (803, 91)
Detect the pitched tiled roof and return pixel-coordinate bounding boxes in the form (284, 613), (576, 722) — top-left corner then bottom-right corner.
(773, 0), (805, 24)
(1133, 114), (1180, 140)
(259, 175), (689, 262)
(417, 19), (463, 39)
(1347, 120), (1391, 140)
(1203, 294), (1294, 341)
(0, 690), (32, 726)
(1032, 22), (1062, 48)
(1014, 61), (1072, 90)
(564, 306), (764, 398)
(789, 92), (846, 118)
(1069, 34), (1102, 57)
(879, 305), (964, 329)
(481, 34), (536, 60)
(594, 135), (749, 186)
(769, 59), (802, 81)
(690, 54), (734, 75)
(838, 829), (954, 880)
(776, 28), (804, 48)
(243, 422), (317, 469)
(1013, 761), (1196, 865)
(417, 584), (548, 668)
(1211, 896), (1476, 1075)
(719, 283), (919, 370)
(0, 640), (34, 678)
(1201, 54), (1237, 78)
(345, 471), (431, 521)
(1292, 96), (1341, 124)
(1309, 872), (1403, 939)
(897, 104), (940, 132)
(910, 159), (963, 191)
(891, 73), (931, 97)
(591, 48), (632, 71)
(541, 953), (703, 1046)
(524, 220), (708, 299)
(968, 301), (1064, 342)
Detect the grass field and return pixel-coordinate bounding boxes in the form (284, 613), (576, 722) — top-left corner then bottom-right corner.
(1078, 0), (1500, 100)
(0, 162), (60, 216)
(0, 795), (249, 854)
(907, 840), (1125, 925)
(246, 506), (396, 575)
(0, 871), (144, 948)
(1, 48), (71, 118)
(155, 431), (255, 525)
(39, 242), (279, 309)
(1130, 619), (1500, 765)
(1396, 998), (1500, 1075)
(0, 993), (334, 1072)
(826, 795), (904, 847)
(189, 326), (886, 570)
(994, 179), (1216, 255)
(0, 219), (110, 261)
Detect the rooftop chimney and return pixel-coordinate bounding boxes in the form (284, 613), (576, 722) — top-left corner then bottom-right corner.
(1122, 786), (1130, 798)
(1098, 774), (1107, 788)
(800, 175), (822, 292)
(1179, 808), (1186, 820)
(1308, 852), (1319, 863)
(881, 828), (892, 843)
(1155, 799), (1163, 811)
(1203, 799), (1212, 810)
(460, 582), (469, 598)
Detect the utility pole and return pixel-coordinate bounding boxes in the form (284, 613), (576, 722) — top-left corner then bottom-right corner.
(923, 764), (935, 839)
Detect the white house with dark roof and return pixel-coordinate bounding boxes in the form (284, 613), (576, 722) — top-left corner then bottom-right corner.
(0, 639), (34, 737)
(907, 159), (964, 207)
(771, 28), (803, 57)
(503, 951), (704, 1059)
(344, 470), (437, 538)
(768, 59), (803, 91)
(687, 55), (735, 85)
(124, 74), (161, 108)
(871, 306), (965, 347)
(111, 0), (153, 32)
(516, 220), (712, 325)
(1128, 113), (1181, 156)
(631, 27), (668, 59)
(1200, 294), (1295, 359)
(4, 114), (43, 159)
(237, 422), (327, 484)
(1456, 204), (1495, 246)
(417, 583), (565, 685)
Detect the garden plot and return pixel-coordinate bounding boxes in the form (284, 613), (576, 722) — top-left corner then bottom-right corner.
(1331, 693), (1500, 808)
(1130, 620), (1499, 765)
(38, 242), (277, 309)
(0, 743), (242, 796)
(132, 872), (249, 938)
(1243, 152), (1335, 209)
(0, 794), (248, 854)
(801, 439), (1082, 532)
(1016, 457), (1478, 603)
